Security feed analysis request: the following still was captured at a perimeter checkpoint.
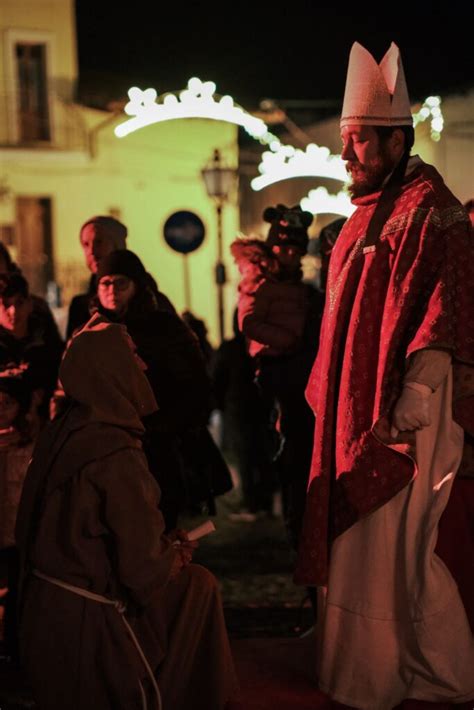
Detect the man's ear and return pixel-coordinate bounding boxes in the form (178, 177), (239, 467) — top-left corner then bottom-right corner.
(390, 128), (406, 157)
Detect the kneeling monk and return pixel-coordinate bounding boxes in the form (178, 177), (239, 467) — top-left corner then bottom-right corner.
(15, 313), (240, 710)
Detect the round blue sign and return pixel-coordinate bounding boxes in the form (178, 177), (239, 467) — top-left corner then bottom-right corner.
(163, 211), (205, 254)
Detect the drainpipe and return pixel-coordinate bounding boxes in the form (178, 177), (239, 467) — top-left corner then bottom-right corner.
(88, 105), (124, 159)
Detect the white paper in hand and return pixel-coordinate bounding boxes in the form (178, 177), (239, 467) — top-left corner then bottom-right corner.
(187, 520), (216, 542)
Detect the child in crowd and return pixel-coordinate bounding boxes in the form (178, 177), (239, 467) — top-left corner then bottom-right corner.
(231, 204), (313, 361)
(231, 205), (323, 556)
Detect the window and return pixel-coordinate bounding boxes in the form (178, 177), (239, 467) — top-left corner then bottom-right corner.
(16, 43), (50, 142)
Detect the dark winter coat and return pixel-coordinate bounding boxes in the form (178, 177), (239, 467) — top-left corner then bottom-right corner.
(231, 237), (310, 358)
(95, 304), (231, 525)
(0, 309), (64, 416)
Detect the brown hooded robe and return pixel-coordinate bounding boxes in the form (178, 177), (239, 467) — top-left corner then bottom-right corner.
(16, 315), (239, 710)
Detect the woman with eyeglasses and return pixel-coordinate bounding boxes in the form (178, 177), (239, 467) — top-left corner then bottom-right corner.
(92, 249), (217, 531)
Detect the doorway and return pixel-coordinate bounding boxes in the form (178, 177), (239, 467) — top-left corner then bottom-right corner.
(15, 197), (54, 296)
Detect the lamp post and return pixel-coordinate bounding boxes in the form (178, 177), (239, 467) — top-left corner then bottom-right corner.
(201, 149), (236, 343)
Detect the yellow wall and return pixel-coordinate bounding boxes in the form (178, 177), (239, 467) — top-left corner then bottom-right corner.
(59, 110), (240, 344)
(0, 104), (240, 343)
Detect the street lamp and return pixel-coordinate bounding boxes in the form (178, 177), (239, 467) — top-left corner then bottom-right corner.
(201, 149), (237, 343)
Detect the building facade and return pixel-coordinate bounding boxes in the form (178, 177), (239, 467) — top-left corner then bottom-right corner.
(0, 0), (240, 343)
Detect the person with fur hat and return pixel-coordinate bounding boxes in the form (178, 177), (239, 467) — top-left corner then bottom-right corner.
(295, 42), (474, 708)
(264, 203), (311, 255)
(231, 206), (324, 574)
(15, 314), (241, 710)
(231, 204), (314, 360)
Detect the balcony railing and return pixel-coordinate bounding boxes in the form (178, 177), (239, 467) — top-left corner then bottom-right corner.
(0, 93), (90, 152)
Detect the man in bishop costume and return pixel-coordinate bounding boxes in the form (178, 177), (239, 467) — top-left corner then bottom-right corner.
(295, 41), (474, 709)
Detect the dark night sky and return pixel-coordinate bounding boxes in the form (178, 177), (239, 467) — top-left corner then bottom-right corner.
(75, 1), (473, 118)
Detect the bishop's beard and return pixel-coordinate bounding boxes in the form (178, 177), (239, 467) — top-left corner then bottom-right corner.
(347, 148), (398, 199)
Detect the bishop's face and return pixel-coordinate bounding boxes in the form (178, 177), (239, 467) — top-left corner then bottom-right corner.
(341, 125), (401, 199)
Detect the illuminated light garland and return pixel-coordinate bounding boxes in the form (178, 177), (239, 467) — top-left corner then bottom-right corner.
(413, 95), (444, 142)
(114, 78), (442, 205)
(252, 95), (443, 190)
(300, 186), (356, 218)
(115, 77), (273, 140)
(251, 143), (348, 191)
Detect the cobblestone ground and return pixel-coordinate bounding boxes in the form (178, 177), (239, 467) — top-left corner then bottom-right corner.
(182, 483), (314, 638)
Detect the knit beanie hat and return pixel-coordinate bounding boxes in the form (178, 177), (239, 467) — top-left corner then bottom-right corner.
(97, 249), (148, 287)
(0, 272), (29, 299)
(264, 204), (313, 253)
(80, 216), (128, 250)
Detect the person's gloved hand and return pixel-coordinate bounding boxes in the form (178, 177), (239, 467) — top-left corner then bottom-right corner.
(390, 382), (432, 439)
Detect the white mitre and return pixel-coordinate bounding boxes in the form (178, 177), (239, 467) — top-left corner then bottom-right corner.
(340, 42), (413, 128)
